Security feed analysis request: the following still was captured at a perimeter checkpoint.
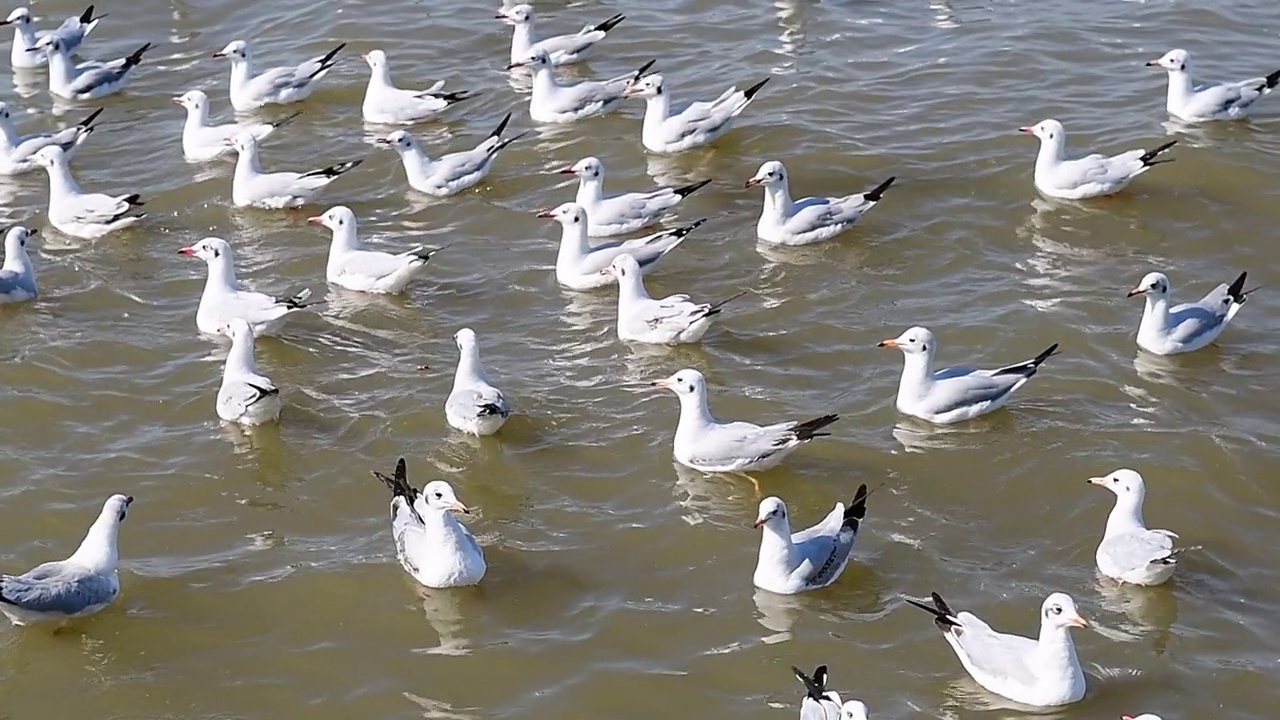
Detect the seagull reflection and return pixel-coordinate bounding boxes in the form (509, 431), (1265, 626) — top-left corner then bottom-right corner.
(410, 585), (474, 656)
(890, 420), (982, 453)
(10, 69), (42, 99)
(753, 586), (803, 641)
(671, 462), (752, 529)
(1094, 575), (1178, 654)
(931, 0), (959, 29)
(643, 149), (716, 188)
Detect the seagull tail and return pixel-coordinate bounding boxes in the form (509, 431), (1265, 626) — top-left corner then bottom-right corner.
(304, 159), (362, 180)
(478, 402), (506, 417)
(245, 382), (280, 405)
(491, 130), (529, 155)
(408, 243), (449, 262)
(120, 193), (144, 207)
(123, 42), (152, 70)
(77, 107), (104, 131)
(79, 5), (99, 24)
(741, 76), (770, 104)
(791, 665), (828, 700)
(696, 289), (748, 320)
(315, 43), (346, 75)
(279, 287), (321, 309)
(1265, 68), (1280, 91)
(270, 110), (303, 130)
(593, 13), (625, 34)
(843, 483), (869, 531)
(1159, 545), (1202, 565)
(488, 113), (512, 140)
(790, 413), (839, 442)
(673, 178), (712, 198)
(863, 176), (896, 203)
(670, 218), (708, 238)
(1140, 140), (1177, 167)
(371, 458), (423, 523)
(904, 592), (962, 632)
(1226, 271), (1256, 305)
(433, 90), (477, 105)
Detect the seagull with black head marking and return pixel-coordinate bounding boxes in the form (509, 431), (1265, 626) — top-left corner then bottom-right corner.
(31, 34), (150, 101)
(1147, 48), (1280, 122)
(361, 49), (475, 125)
(508, 49), (653, 123)
(0, 102), (100, 175)
(498, 3), (624, 67)
(214, 39), (344, 112)
(1128, 270), (1255, 355)
(179, 237), (316, 337)
(558, 155), (711, 237)
(377, 113), (525, 197)
(32, 145), (143, 238)
(538, 202), (704, 290)
(754, 487), (868, 595)
(372, 457), (485, 588)
(623, 71), (770, 154)
(3, 5), (103, 69)
(745, 161), (894, 245)
(215, 317), (281, 426)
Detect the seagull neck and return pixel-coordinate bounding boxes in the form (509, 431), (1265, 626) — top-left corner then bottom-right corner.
(11, 25), (37, 48)
(1104, 495), (1146, 537)
(66, 511), (121, 571)
(226, 331), (258, 377)
(896, 351), (935, 399)
(184, 104), (211, 129)
(1, 244), (31, 274)
(233, 144), (263, 179)
(396, 143), (434, 183)
(575, 176), (603, 206)
(1035, 137), (1066, 168)
(367, 63), (393, 89)
(615, 272), (650, 307)
(46, 50), (75, 89)
(327, 224), (362, 256)
(452, 347), (488, 390)
(1164, 70), (1194, 106)
(0, 117), (18, 148)
(673, 390), (716, 437)
(641, 93), (672, 137)
(41, 155), (81, 199)
(756, 518), (797, 568)
(1140, 293), (1170, 330)
(509, 24), (535, 60)
(228, 58), (255, 92)
(759, 182), (794, 221)
(531, 65), (559, 94)
(1033, 623), (1080, 676)
(555, 222), (592, 267)
(203, 255), (239, 295)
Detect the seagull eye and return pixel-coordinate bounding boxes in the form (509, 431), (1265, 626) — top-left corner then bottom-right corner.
(1050, 605), (1062, 615)
(434, 492), (443, 499)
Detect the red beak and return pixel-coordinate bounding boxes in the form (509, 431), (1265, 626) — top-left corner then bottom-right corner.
(535, 209), (555, 218)
(177, 247), (196, 255)
(306, 216), (323, 225)
(557, 165), (576, 174)
(1018, 126), (1034, 134)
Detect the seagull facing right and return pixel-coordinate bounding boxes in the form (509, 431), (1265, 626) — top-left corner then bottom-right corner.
(1019, 119), (1176, 200)
(32, 145), (144, 238)
(624, 72), (770, 154)
(497, 3), (624, 67)
(310, 206), (444, 294)
(179, 237), (315, 337)
(558, 156), (711, 237)
(173, 90), (299, 162)
(376, 113), (525, 196)
(445, 328), (512, 437)
(1088, 469), (1193, 586)
(372, 458), (485, 588)
(1, 494), (132, 626)
(0, 102), (100, 175)
(753, 486), (868, 595)
(878, 326), (1058, 425)
(1147, 48), (1280, 122)
(0, 225), (38, 305)
(507, 49), (652, 124)
(1127, 270), (1254, 355)
(215, 318), (281, 426)
(228, 132), (361, 208)
(361, 49), (474, 125)
(792, 665), (842, 720)
(2, 5), (102, 69)
(602, 253), (742, 345)
(904, 591), (1088, 708)
(746, 161), (895, 245)
(214, 40), (344, 112)
(32, 35), (150, 101)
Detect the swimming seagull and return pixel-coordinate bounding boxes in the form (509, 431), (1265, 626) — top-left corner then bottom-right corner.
(1088, 469), (1195, 586)
(558, 156), (711, 237)
(1018, 120), (1175, 200)
(497, 3), (624, 67)
(215, 317), (281, 426)
(2, 5), (102, 70)
(1147, 49), (1280, 122)
(791, 665), (843, 720)
(623, 72), (769, 154)
(602, 253), (743, 344)
(172, 90), (299, 162)
(361, 49), (475, 125)
(1, 494), (132, 626)
(1127, 270), (1254, 356)
(372, 458), (485, 588)
(32, 145), (144, 239)
(754, 486), (868, 595)
(1123, 715), (1163, 720)
(746, 161), (894, 245)
(309, 206), (445, 294)
(228, 132), (361, 208)
(445, 328), (512, 437)
(904, 591), (1088, 708)
(31, 35), (150, 101)
(0, 101), (100, 175)
(537, 202), (703, 290)
(179, 237), (316, 337)
(214, 39), (344, 112)
(507, 49), (653, 123)
(652, 368), (839, 474)
(878, 327), (1058, 425)
(0, 226), (38, 306)
(376, 113), (525, 196)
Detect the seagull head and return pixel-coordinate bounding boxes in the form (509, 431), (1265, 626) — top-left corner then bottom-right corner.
(506, 49), (551, 71)
(29, 34), (62, 55)
(172, 90), (208, 112)
(651, 368), (706, 398)
(31, 145), (65, 169)
(1123, 715), (1164, 720)
(4, 225), (35, 255)
(745, 160), (787, 189)
(213, 40), (250, 61)
(496, 3), (534, 26)
(877, 326), (934, 357)
(454, 327), (478, 352)
(1088, 468), (1147, 505)
(362, 49), (387, 69)
(0, 8), (33, 27)
(536, 202), (587, 229)
(308, 205), (356, 233)
(753, 496), (787, 529)
(623, 73), (664, 99)
(601, 253), (642, 280)
(421, 480), (471, 515)
(227, 131), (258, 154)
(1041, 592), (1089, 630)
(178, 237), (232, 264)
(1018, 119), (1065, 145)
(1127, 271), (1170, 299)
(217, 317), (253, 342)
(1146, 48), (1189, 73)
(103, 494), (134, 524)
(560, 156), (603, 180)
(374, 130), (415, 152)
(840, 701), (870, 720)
(0, 101), (11, 123)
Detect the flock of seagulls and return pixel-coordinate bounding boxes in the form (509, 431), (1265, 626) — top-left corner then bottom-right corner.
(0, 4), (1270, 719)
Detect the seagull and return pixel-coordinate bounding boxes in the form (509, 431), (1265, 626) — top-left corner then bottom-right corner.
(179, 237), (315, 337)
(1124, 716), (1163, 720)
(213, 39), (344, 112)
(31, 145), (144, 239)
(309, 205), (444, 294)
(32, 35), (149, 101)
(1088, 469), (1195, 586)
(373, 458), (485, 588)
(652, 368), (839, 474)
(791, 665), (842, 720)
(172, 90), (299, 162)
(2, 4), (102, 70)
(537, 202), (703, 290)
(753, 486), (868, 595)
(445, 328), (511, 437)
(1147, 49), (1280, 122)
(1018, 120), (1176, 200)
(558, 156), (711, 237)
(376, 113), (525, 196)
(0, 102), (100, 175)
(497, 3), (624, 67)
(361, 49), (474, 125)
(878, 327), (1058, 425)
(1, 494), (132, 626)
(507, 49), (653, 123)
(602, 253), (742, 344)
(0, 226), (38, 305)
(623, 72), (769, 154)
(1127, 270), (1254, 355)
(228, 132), (361, 209)
(905, 591), (1089, 707)
(215, 317), (281, 426)
(745, 161), (894, 245)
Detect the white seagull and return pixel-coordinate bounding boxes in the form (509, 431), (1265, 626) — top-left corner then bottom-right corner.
(361, 49), (474, 125)
(602, 254), (742, 344)
(623, 72), (769, 154)
(228, 132), (361, 209)
(0, 225), (38, 305)
(753, 486), (868, 595)
(1124, 716), (1163, 720)
(905, 591), (1088, 708)
(1088, 469), (1195, 586)
(2, 4), (102, 70)
(1, 494), (132, 626)
(497, 3), (624, 67)
(372, 458), (485, 588)
(214, 39), (344, 112)
(172, 90), (299, 162)
(0, 102), (100, 175)
(1019, 120), (1176, 200)
(507, 49), (652, 124)
(179, 237), (315, 337)
(377, 113), (525, 197)
(445, 328), (512, 437)
(1128, 270), (1254, 356)
(746, 161), (894, 246)
(878, 327), (1058, 425)
(791, 665), (843, 720)
(558, 156), (711, 237)
(32, 145), (144, 239)
(310, 205), (444, 294)
(538, 202), (703, 290)
(32, 35), (150, 101)
(1147, 49), (1280, 122)
(215, 317), (281, 426)
(652, 368), (839, 474)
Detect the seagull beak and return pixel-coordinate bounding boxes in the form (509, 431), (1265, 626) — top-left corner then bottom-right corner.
(177, 246), (196, 255)
(556, 165), (577, 175)
(877, 338), (899, 348)
(650, 378), (672, 389)
(171, 97), (184, 105)
(360, 53), (369, 61)
(373, 138), (391, 146)
(211, 51), (225, 58)
(1126, 287), (1146, 298)
(599, 267), (613, 277)
(124, 496), (134, 506)
(752, 513), (772, 529)
(504, 61), (525, 70)
(1144, 60), (1160, 67)
(306, 216), (324, 225)
(535, 209), (555, 219)
(1018, 126), (1034, 134)
(1087, 476), (1108, 486)
(1065, 614), (1089, 629)
(744, 177), (762, 188)
(26, 228), (38, 237)
(448, 501), (471, 515)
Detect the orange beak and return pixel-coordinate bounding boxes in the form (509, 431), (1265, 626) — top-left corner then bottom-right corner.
(1065, 614), (1089, 629)
(651, 378), (672, 389)
(1126, 287), (1146, 298)
(877, 339), (899, 348)
(744, 177), (762, 188)
(448, 501), (471, 515)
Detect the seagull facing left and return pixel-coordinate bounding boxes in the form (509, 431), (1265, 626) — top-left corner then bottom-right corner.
(558, 155), (711, 237)
(361, 49), (474, 125)
(3, 5), (103, 70)
(1127, 270), (1254, 356)
(1088, 469), (1194, 586)
(602, 253), (742, 345)
(214, 39), (344, 112)
(228, 132), (361, 208)
(1019, 120), (1175, 200)
(746, 161), (894, 245)
(754, 486), (868, 595)
(173, 90), (299, 162)
(310, 206), (445, 294)
(445, 328), (512, 437)
(372, 457), (485, 588)
(497, 3), (624, 67)
(32, 35), (150, 101)
(1147, 49), (1280, 122)
(623, 72), (769, 154)
(0, 101), (100, 175)
(32, 145), (144, 238)
(1, 494), (132, 626)
(376, 113), (525, 196)
(0, 225), (38, 306)
(215, 317), (282, 426)
(508, 49), (653, 124)
(179, 237), (316, 337)
(538, 202), (704, 290)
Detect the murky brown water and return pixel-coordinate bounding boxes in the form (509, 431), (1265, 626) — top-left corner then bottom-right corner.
(2, 0), (1278, 718)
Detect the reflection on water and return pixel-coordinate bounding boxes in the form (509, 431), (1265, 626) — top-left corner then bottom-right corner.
(411, 585), (473, 656)
(1094, 575), (1179, 655)
(752, 587), (802, 641)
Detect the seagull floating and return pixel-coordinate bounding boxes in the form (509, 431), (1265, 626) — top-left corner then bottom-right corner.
(0, 226), (38, 305)
(508, 49), (653, 123)
(32, 35), (150, 101)
(1147, 49), (1280, 122)
(1018, 120), (1175, 200)
(2, 4), (102, 70)
(376, 113), (524, 196)
(558, 156), (711, 237)
(173, 90), (299, 162)
(0, 101), (100, 175)
(372, 457), (485, 588)
(1088, 469), (1195, 586)
(228, 132), (361, 208)
(32, 145), (144, 239)
(602, 253), (742, 344)
(179, 237), (315, 337)
(1127, 270), (1254, 355)
(214, 39), (344, 112)
(746, 161), (894, 245)
(753, 486), (868, 595)
(361, 49), (474, 125)
(445, 328), (512, 437)
(623, 72), (769, 154)
(792, 665), (842, 720)
(498, 3), (624, 67)
(538, 202), (703, 290)
(215, 317), (281, 426)
(310, 206), (444, 294)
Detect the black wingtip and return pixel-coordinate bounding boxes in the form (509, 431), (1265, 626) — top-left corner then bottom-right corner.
(1032, 343), (1060, 367)
(478, 402), (506, 417)
(904, 592), (961, 632)
(633, 59), (656, 79)
(1266, 69), (1280, 90)
(673, 178), (712, 198)
(1141, 140), (1177, 166)
(372, 457), (422, 521)
(845, 483), (869, 527)
(78, 107), (104, 129)
(272, 110), (303, 129)
(490, 112), (513, 139)
(125, 42), (152, 68)
(308, 159), (362, 179)
(593, 13), (625, 34)
(699, 289), (748, 320)
(439, 90), (476, 105)
(79, 4), (96, 23)
(791, 413), (840, 442)
(245, 382), (280, 401)
(674, 218), (708, 237)
(742, 76), (770, 101)
(1226, 271), (1248, 303)
(864, 176), (896, 202)
(791, 664), (827, 700)
(319, 43), (346, 67)
(121, 194), (144, 207)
